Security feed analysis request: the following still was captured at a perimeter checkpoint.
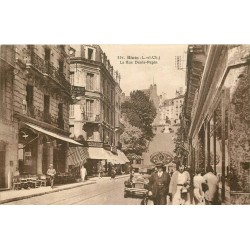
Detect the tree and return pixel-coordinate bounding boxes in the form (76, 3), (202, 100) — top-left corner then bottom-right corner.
(120, 121), (147, 156)
(121, 90), (157, 140)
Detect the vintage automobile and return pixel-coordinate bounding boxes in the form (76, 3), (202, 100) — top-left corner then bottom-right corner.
(124, 165), (154, 198)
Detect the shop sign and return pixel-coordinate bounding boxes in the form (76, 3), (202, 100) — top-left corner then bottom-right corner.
(72, 86), (85, 97)
(24, 152), (31, 157)
(150, 151), (173, 165)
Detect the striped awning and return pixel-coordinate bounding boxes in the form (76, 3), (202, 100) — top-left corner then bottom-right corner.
(67, 147), (89, 167)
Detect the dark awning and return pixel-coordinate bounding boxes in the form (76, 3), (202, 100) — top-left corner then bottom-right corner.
(25, 123), (82, 146)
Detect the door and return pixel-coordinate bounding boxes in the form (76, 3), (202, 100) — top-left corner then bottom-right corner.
(0, 150), (6, 188)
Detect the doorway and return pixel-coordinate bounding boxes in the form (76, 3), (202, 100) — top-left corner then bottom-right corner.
(0, 144), (6, 188)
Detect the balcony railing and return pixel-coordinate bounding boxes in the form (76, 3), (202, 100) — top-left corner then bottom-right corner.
(25, 50), (70, 92)
(0, 45), (15, 68)
(26, 51), (45, 73)
(85, 114), (101, 123)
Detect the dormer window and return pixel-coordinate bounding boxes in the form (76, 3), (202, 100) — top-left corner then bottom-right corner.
(88, 48), (93, 60)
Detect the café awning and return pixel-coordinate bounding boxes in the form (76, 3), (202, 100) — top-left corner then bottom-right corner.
(67, 147), (88, 166)
(25, 123), (82, 146)
(117, 150), (130, 163)
(106, 151), (126, 164)
(88, 147), (112, 160)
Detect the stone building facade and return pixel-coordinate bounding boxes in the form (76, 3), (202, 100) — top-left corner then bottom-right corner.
(69, 45), (127, 175)
(0, 45), (81, 189)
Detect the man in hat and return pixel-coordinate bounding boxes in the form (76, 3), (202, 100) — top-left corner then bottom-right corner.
(148, 164), (170, 205)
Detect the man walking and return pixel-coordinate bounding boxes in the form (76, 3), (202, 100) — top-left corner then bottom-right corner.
(203, 166), (219, 205)
(80, 165), (87, 182)
(148, 164), (170, 205)
(47, 163), (56, 189)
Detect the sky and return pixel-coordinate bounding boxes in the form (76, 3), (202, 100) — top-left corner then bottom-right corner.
(100, 45), (187, 98)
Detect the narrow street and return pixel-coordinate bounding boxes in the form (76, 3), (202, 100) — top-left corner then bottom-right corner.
(4, 177), (142, 205)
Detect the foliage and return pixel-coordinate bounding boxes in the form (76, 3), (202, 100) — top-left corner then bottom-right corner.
(121, 90), (157, 140)
(120, 121), (147, 156)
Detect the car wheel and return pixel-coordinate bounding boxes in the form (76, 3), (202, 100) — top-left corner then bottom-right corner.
(124, 192), (128, 198)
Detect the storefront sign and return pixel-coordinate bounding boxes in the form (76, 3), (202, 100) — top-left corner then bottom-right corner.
(150, 151), (173, 165)
(71, 86), (85, 97)
(24, 152), (31, 157)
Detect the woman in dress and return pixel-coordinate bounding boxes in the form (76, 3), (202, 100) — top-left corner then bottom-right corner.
(193, 168), (205, 205)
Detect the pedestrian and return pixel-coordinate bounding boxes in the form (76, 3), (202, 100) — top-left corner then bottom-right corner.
(47, 163), (56, 189)
(203, 166), (220, 205)
(193, 168), (205, 205)
(97, 162), (104, 179)
(80, 165), (87, 182)
(169, 164), (191, 205)
(110, 166), (116, 181)
(148, 164), (170, 205)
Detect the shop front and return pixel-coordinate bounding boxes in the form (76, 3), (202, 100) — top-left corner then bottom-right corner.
(17, 122), (82, 179)
(185, 45), (250, 204)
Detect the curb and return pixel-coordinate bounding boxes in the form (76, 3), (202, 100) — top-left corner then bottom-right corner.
(0, 174), (129, 205)
(0, 180), (96, 205)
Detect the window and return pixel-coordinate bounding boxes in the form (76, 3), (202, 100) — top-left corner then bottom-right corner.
(86, 73), (94, 90)
(69, 105), (74, 117)
(87, 126), (94, 140)
(88, 48), (94, 60)
(59, 60), (64, 75)
(44, 95), (50, 122)
(44, 47), (51, 62)
(58, 103), (64, 129)
(0, 76), (6, 118)
(26, 85), (34, 116)
(70, 72), (74, 85)
(86, 99), (94, 119)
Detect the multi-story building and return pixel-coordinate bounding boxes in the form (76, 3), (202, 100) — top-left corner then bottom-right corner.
(0, 45), (81, 189)
(0, 45), (16, 189)
(181, 44), (250, 204)
(69, 45), (128, 175)
(159, 89), (184, 126)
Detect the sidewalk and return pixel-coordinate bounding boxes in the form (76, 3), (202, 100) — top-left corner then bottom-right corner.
(0, 174), (129, 205)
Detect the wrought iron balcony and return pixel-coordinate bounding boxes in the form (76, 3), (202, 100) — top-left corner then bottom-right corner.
(45, 61), (70, 92)
(25, 51), (45, 73)
(0, 45), (15, 68)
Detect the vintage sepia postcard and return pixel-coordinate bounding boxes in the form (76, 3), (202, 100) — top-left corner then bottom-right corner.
(0, 44), (249, 205)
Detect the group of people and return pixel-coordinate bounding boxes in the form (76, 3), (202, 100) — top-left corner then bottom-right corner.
(146, 164), (220, 205)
